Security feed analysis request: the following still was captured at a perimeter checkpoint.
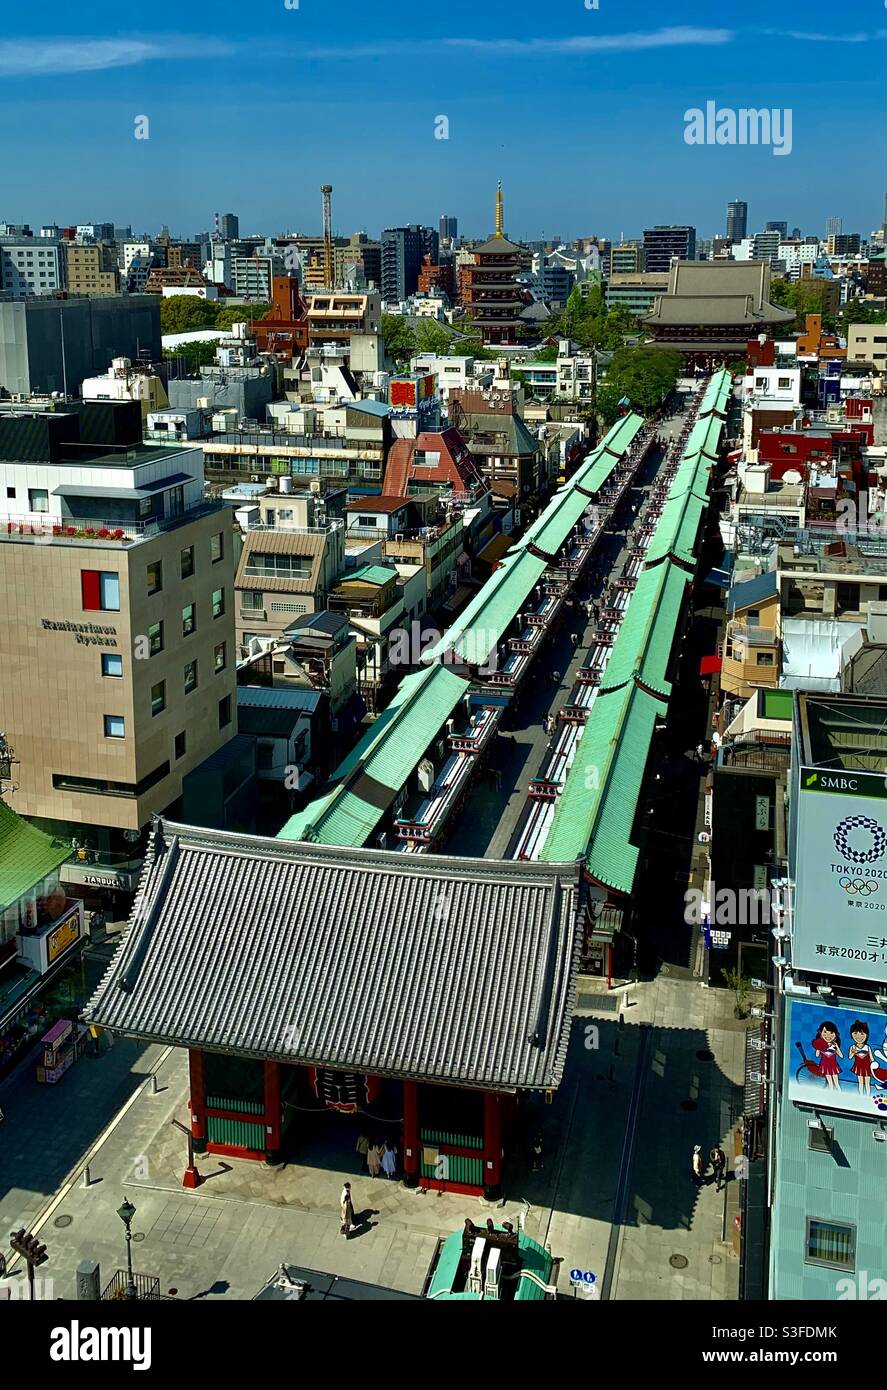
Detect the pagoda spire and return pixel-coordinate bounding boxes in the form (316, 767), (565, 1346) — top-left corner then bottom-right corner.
(494, 181), (504, 239)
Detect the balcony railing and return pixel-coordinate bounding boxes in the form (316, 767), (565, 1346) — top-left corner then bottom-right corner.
(728, 624), (778, 646)
(243, 565), (313, 580)
(0, 501), (223, 546)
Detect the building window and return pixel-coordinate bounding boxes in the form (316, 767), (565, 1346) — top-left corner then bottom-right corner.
(28, 488), (49, 513)
(756, 652), (774, 666)
(213, 642), (227, 673)
(808, 1123), (834, 1153)
(5, 487), (14, 499)
(805, 1218), (855, 1270)
(82, 570), (120, 612)
(211, 532), (224, 564)
(184, 660), (198, 694)
(241, 591), (264, 612)
(151, 680), (166, 716)
(182, 603), (196, 637)
(147, 621), (163, 656)
(146, 560), (162, 595)
(174, 731), (186, 760)
(181, 545), (195, 579)
(101, 653), (123, 678)
(218, 694), (232, 729)
(104, 714), (125, 739)
(212, 588), (225, 619)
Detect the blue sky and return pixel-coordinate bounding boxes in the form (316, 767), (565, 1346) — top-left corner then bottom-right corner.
(0, 0), (883, 242)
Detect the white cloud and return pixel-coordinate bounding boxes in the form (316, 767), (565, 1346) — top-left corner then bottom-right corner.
(0, 37), (234, 77)
(763, 29), (880, 43)
(445, 27), (734, 55)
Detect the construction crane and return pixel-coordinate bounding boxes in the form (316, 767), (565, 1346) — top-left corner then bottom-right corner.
(321, 184), (333, 288)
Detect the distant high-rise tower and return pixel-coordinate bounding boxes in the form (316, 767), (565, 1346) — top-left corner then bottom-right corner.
(218, 212), (239, 240)
(826, 216), (842, 238)
(321, 185), (333, 288)
(765, 221), (788, 238)
(439, 214), (458, 243)
(726, 200), (748, 243)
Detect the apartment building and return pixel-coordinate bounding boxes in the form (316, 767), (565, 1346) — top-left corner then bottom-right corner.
(847, 323), (887, 374)
(306, 291), (382, 347)
(0, 401), (237, 844)
(234, 489), (345, 654)
(63, 242), (120, 296)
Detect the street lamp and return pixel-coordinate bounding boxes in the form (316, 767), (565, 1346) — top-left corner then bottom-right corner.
(117, 1197), (137, 1301)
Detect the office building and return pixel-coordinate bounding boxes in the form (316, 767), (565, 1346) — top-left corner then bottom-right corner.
(766, 694), (887, 1299)
(439, 215), (458, 243)
(0, 295), (161, 397)
(0, 238), (65, 298)
(826, 216), (842, 238)
(218, 212), (240, 240)
(726, 200), (748, 243)
(0, 400), (237, 845)
(605, 271), (669, 315)
(610, 241), (645, 274)
(765, 221), (788, 238)
(642, 225), (697, 273)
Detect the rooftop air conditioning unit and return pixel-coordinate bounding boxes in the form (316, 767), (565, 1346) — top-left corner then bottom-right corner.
(467, 1238), (486, 1296)
(483, 1246), (501, 1300)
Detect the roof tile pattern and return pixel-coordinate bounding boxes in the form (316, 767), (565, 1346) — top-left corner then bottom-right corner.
(86, 822), (582, 1091)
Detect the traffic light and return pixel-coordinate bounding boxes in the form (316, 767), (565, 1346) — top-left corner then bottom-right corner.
(9, 1229), (48, 1266)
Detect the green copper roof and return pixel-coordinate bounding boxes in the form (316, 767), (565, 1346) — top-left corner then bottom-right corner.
(423, 549), (548, 667)
(600, 561), (688, 698)
(278, 664), (470, 847)
(338, 564), (399, 588)
(0, 799), (70, 911)
(645, 491), (708, 568)
(542, 683), (662, 892)
(427, 1227), (555, 1301)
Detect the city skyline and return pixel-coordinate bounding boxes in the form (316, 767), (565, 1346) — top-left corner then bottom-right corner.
(0, 0), (883, 240)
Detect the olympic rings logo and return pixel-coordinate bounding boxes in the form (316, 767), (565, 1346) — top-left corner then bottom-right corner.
(839, 878), (878, 896)
(833, 815), (887, 865)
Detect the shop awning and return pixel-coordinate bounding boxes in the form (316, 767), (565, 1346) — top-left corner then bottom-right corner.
(700, 655), (723, 676)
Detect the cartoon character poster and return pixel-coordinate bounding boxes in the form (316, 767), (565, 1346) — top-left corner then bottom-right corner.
(788, 999), (887, 1118)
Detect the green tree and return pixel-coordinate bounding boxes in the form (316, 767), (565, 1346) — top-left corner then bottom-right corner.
(381, 313), (417, 363)
(596, 347), (682, 424)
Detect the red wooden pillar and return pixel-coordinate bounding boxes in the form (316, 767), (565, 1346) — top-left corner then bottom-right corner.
(403, 1079), (420, 1187)
(189, 1049), (207, 1154)
(483, 1091), (503, 1200)
(264, 1060), (282, 1163)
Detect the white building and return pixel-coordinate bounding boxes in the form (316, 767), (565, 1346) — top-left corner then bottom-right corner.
(117, 241), (152, 274)
(161, 285), (220, 301)
(409, 353), (494, 403)
(82, 357), (169, 419)
(0, 239), (64, 298)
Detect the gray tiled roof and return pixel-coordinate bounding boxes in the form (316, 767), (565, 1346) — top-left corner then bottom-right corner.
(86, 820), (583, 1092)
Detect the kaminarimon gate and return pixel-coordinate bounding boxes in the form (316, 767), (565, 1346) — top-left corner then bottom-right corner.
(87, 818), (582, 1199)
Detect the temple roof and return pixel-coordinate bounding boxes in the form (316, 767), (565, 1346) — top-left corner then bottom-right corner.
(86, 819), (583, 1092)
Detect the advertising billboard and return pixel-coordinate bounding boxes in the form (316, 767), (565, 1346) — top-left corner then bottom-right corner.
(787, 998), (887, 1118)
(791, 766), (887, 985)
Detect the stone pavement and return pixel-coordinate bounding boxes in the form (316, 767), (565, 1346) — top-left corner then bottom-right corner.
(1, 969), (747, 1302)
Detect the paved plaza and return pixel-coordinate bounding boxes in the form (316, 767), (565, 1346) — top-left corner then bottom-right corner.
(0, 962), (745, 1302)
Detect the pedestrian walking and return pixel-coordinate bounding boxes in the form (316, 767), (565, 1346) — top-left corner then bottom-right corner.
(531, 1131), (544, 1172)
(381, 1139), (397, 1179)
(340, 1182), (355, 1237)
(367, 1141), (382, 1179)
(493, 765), (503, 792)
(356, 1133), (370, 1172)
(691, 1144), (705, 1187)
(570, 631), (580, 646)
(710, 1145), (727, 1192)
(551, 669), (561, 688)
